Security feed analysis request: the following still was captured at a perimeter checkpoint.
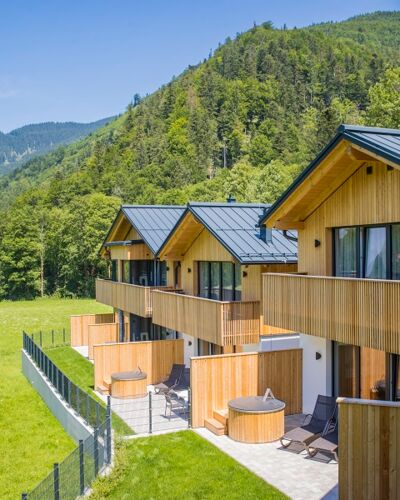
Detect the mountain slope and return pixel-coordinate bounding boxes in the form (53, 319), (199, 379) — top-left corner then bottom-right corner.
(0, 117), (115, 175)
(0, 11), (399, 299)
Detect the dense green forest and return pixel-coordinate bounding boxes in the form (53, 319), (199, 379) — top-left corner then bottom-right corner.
(0, 117), (114, 175)
(1, 11), (400, 300)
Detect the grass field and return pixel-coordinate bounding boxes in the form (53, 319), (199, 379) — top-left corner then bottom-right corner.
(89, 431), (286, 499)
(44, 345), (132, 435)
(0, 297), (111, 498)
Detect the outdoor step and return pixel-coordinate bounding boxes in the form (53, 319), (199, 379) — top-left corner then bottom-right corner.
(205, 417), (227, 436)
(97, 384), (110, 395)
(213, 409), (228, 426)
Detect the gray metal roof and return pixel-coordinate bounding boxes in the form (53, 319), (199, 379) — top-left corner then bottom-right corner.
(187, 203), (297, 264)
(262, 124), (400, 225)
(121, 205), (185, 255)
(342, 125), (400, 165)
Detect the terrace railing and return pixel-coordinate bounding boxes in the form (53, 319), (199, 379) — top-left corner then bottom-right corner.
(22, 332), (112, 499)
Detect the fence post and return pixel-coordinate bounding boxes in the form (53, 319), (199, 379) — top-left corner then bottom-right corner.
(96, 403), (100, 428)
(106, 395), (112, 465)
(53, 463), (59, 500)
(63, 328), (66, 343)
(94, 427), (99, 476)
(76, 386), (80, 414)
(86, 393), (90, 424)
(149, 392), (152, 434)
(79, 439), (85, 495)
(188, 387), (192, 429)
(51, 329), (54, 346)
(21, 494), (27, 500)
(39, 330), (42, 347)
(68, 379), (71, 406)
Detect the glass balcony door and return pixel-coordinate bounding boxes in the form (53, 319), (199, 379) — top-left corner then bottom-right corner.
(198, 261), (241, 301)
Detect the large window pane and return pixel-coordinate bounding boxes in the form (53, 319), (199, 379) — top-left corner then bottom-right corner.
(392, 225), (400, 280)
(210, 262), (221, 300)
(335, 228), (358, 277)
(198, 262), (209, 298)
(111, 260), (118, 281)
(365, 227), (387, 279)
(122, 260), (131, 283)
(222, 262), (234, 301)
(235, 264), (242, 300)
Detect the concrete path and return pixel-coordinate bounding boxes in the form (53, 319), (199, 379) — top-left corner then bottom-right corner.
(195, 417), (338, 500)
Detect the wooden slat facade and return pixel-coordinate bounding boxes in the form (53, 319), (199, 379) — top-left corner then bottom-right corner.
(70, 312), (115, 346)
(93, 339), (184, 391)
(339, 398), (400, 499)
(263, 273), (400, 355)
(95, 278), (177, 317)
(190, 349), (302, 427)
(152, 290), (260, 346)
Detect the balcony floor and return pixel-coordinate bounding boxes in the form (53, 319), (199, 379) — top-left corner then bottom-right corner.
(196, 416), (338, 500)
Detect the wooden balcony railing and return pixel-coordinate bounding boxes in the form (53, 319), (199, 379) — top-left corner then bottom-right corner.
(95, 279), (177, 318)
(151, 290), (260, 346)
(263, 273), (400, 354)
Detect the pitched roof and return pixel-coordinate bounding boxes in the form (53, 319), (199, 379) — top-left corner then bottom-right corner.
(261, 124), (400, 226)
(161, 202), (297, 264)
(111, 205), (185, 255)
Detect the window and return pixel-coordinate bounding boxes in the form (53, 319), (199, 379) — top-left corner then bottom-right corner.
(364, 227), (387, 279)
(111, 260), (118, 281)
(334, 228), (358, 277)
(131, 261), (154, 286)
(334, 224), (400, 280)
(197, 261), (241, 301)
(392, 225), (400, 279)
(122, 260), (131, 283)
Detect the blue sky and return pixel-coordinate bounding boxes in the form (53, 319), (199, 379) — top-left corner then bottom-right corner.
(1, 0), (398, 132)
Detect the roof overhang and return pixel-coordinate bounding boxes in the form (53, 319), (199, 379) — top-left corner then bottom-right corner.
(262, 127), (400, 230)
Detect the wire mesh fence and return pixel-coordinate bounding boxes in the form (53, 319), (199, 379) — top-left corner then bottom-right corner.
(23, 331), (107, 430)
(111, 390), (191, 435)
(29, 329), (70, 348)
(22, 332), (112, 499)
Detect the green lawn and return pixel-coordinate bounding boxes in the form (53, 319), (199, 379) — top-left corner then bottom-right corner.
(89, 431), (286, 499)
(44, 345), (133, 435)
(0, 297), (111, 498)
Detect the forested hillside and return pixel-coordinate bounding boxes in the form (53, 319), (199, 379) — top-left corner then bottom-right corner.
(1, 11), (399, 300)
(0, 117), (114, 175)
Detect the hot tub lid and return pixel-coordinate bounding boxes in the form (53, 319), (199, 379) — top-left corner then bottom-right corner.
(111, 370), (147, 381)
(228, 395), (285, 413)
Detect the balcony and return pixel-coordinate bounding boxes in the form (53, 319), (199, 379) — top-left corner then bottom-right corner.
(262, 273), (400, 354)
(151, 290), (260, 346)
(95, 278), (176, 318)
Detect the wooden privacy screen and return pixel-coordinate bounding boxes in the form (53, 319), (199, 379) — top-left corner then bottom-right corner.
(88, 323), (119, 359)
(339, 398), (400, 500)
(93, 339), (184, 391)
(190, 349), (302, 428)
(70, 313), (115, 346)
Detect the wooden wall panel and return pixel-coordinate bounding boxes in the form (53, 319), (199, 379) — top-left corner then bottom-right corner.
(298, 162), (400, 276)
(263, 273), (400, 355)
(190, 349), (302, 427)
(109, 244), (153, 261)
(87, 323), (119, 359)
(93, 339), (184, 391)
(339, 398), (400, 500)
(70, 313), (115, 346)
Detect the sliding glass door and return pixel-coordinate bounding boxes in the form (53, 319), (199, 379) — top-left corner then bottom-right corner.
(364, 227), (387, 279)
(197, 261), (241, 301)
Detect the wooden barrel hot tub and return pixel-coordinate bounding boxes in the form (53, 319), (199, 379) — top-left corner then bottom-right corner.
(228, 393), (285, 443)
(111, 370), (147, 399)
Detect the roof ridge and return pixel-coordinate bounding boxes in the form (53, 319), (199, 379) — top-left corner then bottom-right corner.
(121, 204), (186, 209)
(188, 202), (271, 207)
(339, 124), (400, 136)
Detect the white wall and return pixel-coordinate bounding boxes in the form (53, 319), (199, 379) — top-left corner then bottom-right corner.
(300, 334), (332, 414)
(179, 333), (197, 367)
(260, 334), (300, 352)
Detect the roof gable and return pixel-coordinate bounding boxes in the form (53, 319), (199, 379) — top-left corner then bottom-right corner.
(262, 125), (400, 229)
(102, 205), (185, 255)
(159, 202), (297, 264)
